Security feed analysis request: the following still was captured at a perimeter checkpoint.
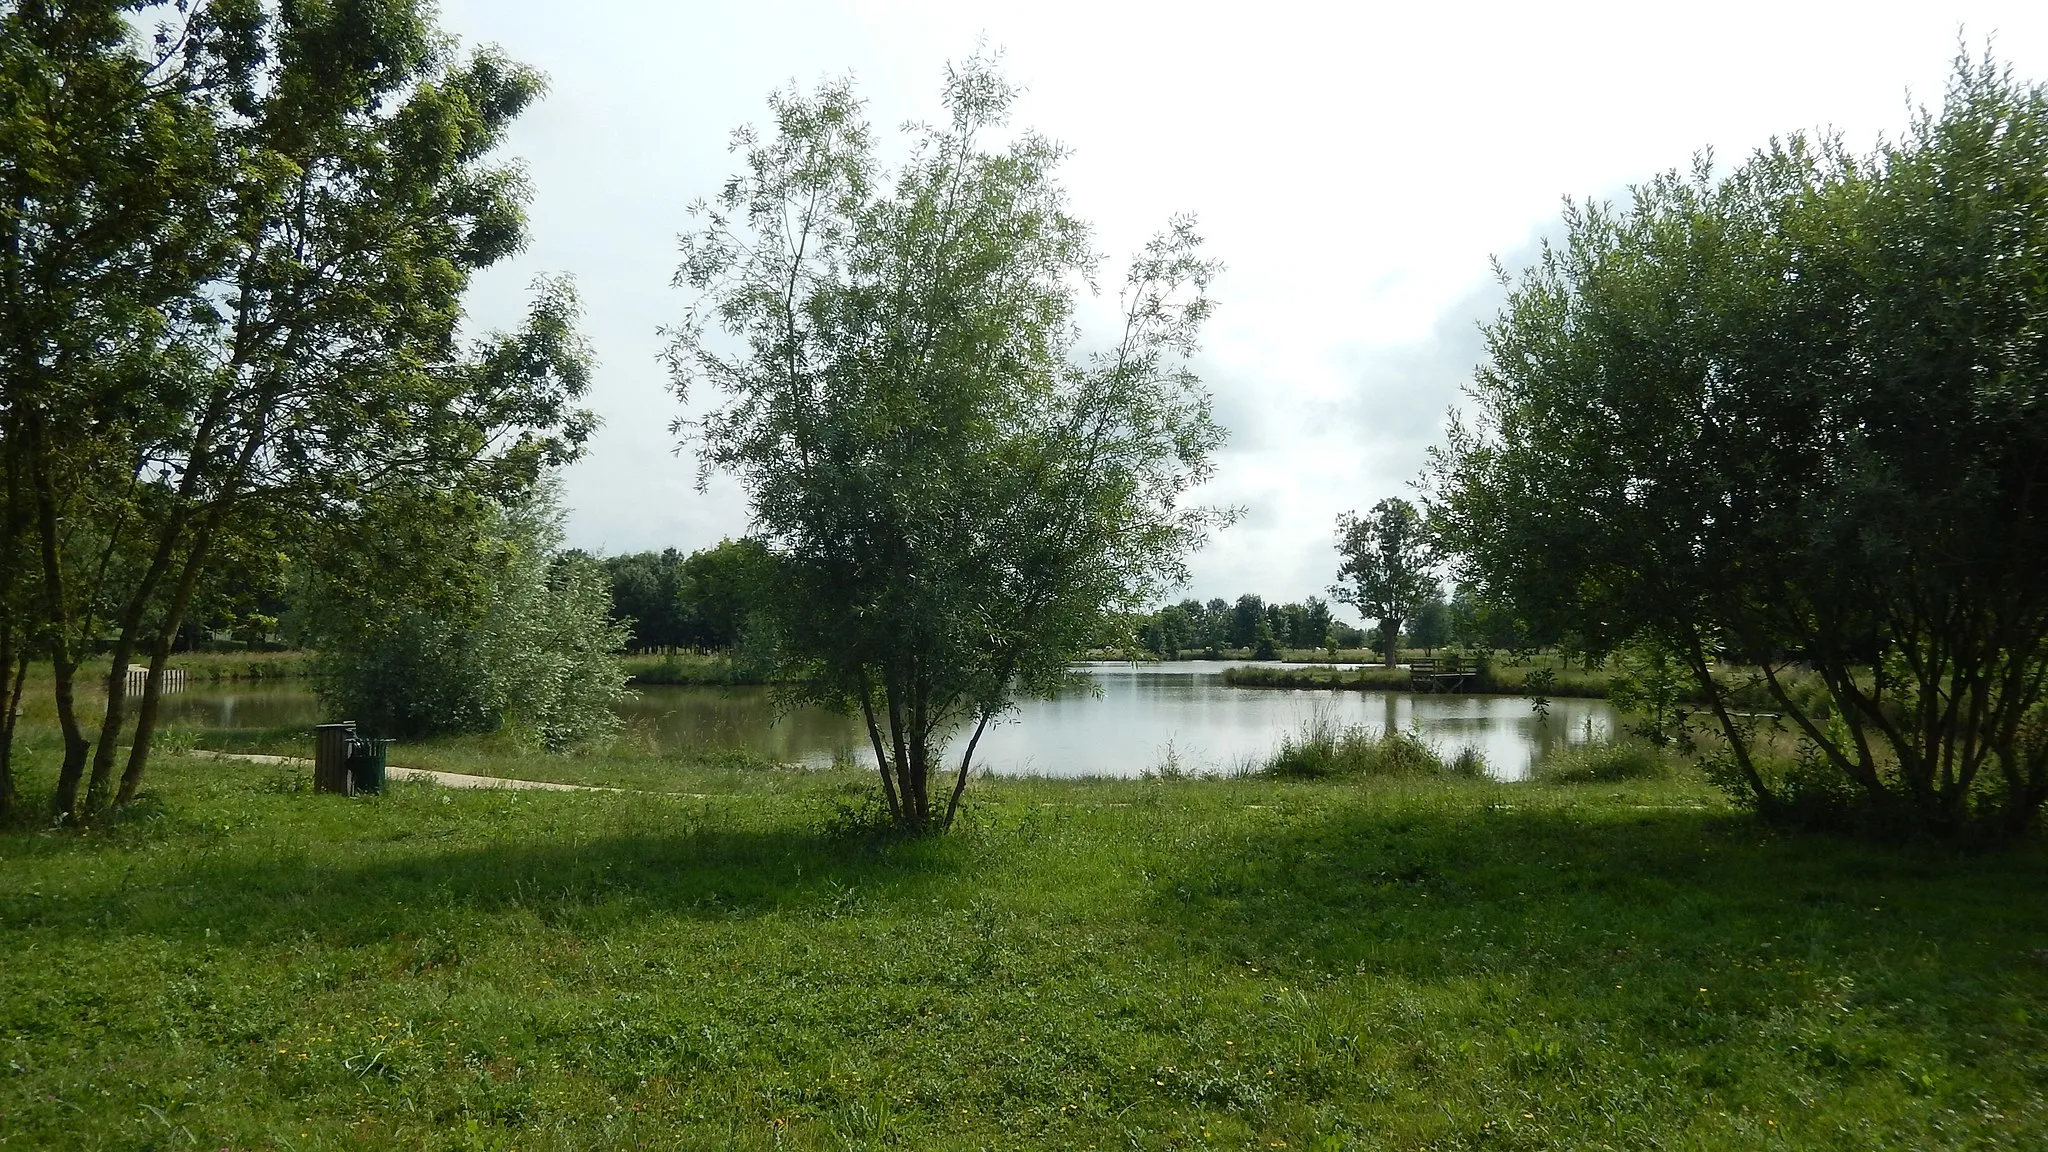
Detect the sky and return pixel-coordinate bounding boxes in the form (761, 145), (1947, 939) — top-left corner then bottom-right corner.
(437, 0), (2048, 610)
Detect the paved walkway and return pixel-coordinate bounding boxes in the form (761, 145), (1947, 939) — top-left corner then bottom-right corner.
(191, 750), (617, 793)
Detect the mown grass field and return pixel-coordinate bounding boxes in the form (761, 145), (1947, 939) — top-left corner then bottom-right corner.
(1, 743), (2043, 1150)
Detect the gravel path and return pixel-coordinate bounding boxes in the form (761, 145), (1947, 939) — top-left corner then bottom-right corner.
(190, 750), (619, 793)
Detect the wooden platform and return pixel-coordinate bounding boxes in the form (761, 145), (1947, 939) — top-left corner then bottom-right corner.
(1407, 657), (1474, 693)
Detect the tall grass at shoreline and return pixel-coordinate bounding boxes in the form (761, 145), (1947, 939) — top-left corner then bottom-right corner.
(1263, 710), (1489, 779)
(619, 651), (766, 686)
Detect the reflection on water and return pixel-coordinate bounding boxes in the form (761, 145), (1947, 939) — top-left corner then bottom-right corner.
(157, 687), (337, 732)
(160, 661), (1614, 780)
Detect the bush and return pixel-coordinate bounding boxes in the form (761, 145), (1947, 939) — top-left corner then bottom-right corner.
(1265, 712), (1456, 779)
(301, 486), (628, 750)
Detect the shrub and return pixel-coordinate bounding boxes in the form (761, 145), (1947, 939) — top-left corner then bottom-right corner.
(1265, 712), (1452, 779)
(301, 486), (628, 750)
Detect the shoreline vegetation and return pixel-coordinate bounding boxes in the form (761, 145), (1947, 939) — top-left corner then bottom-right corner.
(1221, 660), (1611, 697)
(620, 652), (767, 686)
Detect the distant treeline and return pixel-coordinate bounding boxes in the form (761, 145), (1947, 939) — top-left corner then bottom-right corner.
(1134, 595), (1352, 658)
(590, 540), (771, 653)
(1133, 588), (1541, 660)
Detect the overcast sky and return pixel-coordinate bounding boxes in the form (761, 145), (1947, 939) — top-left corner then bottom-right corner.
(437, 0), (2048, 610)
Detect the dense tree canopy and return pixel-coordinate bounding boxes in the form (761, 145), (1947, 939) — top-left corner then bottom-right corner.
(298, 485), (625, 749)
(1431, 53), (2048, 840)
(670, 58), (1229, 830)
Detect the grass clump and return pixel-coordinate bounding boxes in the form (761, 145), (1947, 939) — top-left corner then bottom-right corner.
(1533, 738), (1675, 783)
(1264, 712), (1471, 779)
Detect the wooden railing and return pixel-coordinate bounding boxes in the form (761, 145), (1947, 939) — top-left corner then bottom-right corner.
(1407, 657), (1473, 693)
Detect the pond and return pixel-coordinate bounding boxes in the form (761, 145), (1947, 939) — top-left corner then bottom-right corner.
(158, 661), (1615, 781)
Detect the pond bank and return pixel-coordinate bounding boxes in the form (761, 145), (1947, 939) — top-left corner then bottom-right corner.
(1222, 661), (1612, 697)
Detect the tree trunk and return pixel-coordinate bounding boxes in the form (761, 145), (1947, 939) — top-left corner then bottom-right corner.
(0, 436), (19, 821)
(0, 644), (21, 822)
(115, 521), (217, 807)
(859, 684), (902, 822)
(942, 712), (992, 830)
(1380, 617), (1400, 667)
(26, 414), (91, 822)
(115, 636), (174, 808)
(886, 672), (918, 829)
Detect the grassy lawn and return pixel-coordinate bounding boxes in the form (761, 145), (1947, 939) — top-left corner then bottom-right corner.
(1, 748), (2043, 1150)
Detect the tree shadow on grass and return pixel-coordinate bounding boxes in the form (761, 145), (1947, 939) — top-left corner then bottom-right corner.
(8, 806), (962, 951)
(1144, 792), (2047, 1007)
(1137, 792), (2048, 1098)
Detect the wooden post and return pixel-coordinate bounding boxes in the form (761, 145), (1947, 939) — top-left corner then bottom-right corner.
(314, 722), (356, 794)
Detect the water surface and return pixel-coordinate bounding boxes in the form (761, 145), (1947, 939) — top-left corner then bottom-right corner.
(161, 661), (1614, 780)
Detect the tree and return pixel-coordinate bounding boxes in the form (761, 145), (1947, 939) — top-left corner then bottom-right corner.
(1154, 603), (1195, 659)
(1407, 592), (1450, 656)
(602, 549), (690, 652)
(677, 538), (773, 650)
(0, 0), (227, 822)
(1201, 598), (1231, 656)
(1429, 53), (2048, 840)
(301, 484), (626, 749)
(669, 57), (1228, 831)
(1301, 596), (1334, 650)
(1332, 498), (1436, 667)
(0, 1), (592, 820)
(1229, 594), (1266, 650)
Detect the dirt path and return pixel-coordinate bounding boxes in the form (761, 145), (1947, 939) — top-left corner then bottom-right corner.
(190, 750), (619, 793)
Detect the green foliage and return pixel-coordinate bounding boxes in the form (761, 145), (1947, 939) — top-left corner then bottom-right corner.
(7, 751), (2040, 1146)
(619, 652), (767, 687)
(1404, 593), (1450, 654)
(301, 487), (627, 750)
(670, 56), (1228, 829)
(0, 1), (590, 820)
(602, 539), (775, 653)
(1430, 52), (2048, 841)
(1220, 654), (1610, 699)
(1264, 712), (1463, 779)
(1332, 499), (1438, 667)
(1608, 639), (1689, 748)
(1135, 595), (1340, 658)
(1249, 617), (1280, 661)
(1230, 594), (1267, 649)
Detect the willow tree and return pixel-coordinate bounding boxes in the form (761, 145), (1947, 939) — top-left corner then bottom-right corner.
(1430, 53), (2048, 841)
(670, 57), (1229, 831)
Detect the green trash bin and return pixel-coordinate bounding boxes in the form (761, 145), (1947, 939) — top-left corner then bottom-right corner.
(347, 738), (391, 795)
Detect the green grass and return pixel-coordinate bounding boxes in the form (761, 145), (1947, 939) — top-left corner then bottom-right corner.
(163, 649), (314, 681)
(2, 745), (2044, 1150)
(1530, 740), (1678, 784)
(166, 717), (824, 795)
(1263, 712), (1486, 779)
(1223, 665), (1418, 691)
